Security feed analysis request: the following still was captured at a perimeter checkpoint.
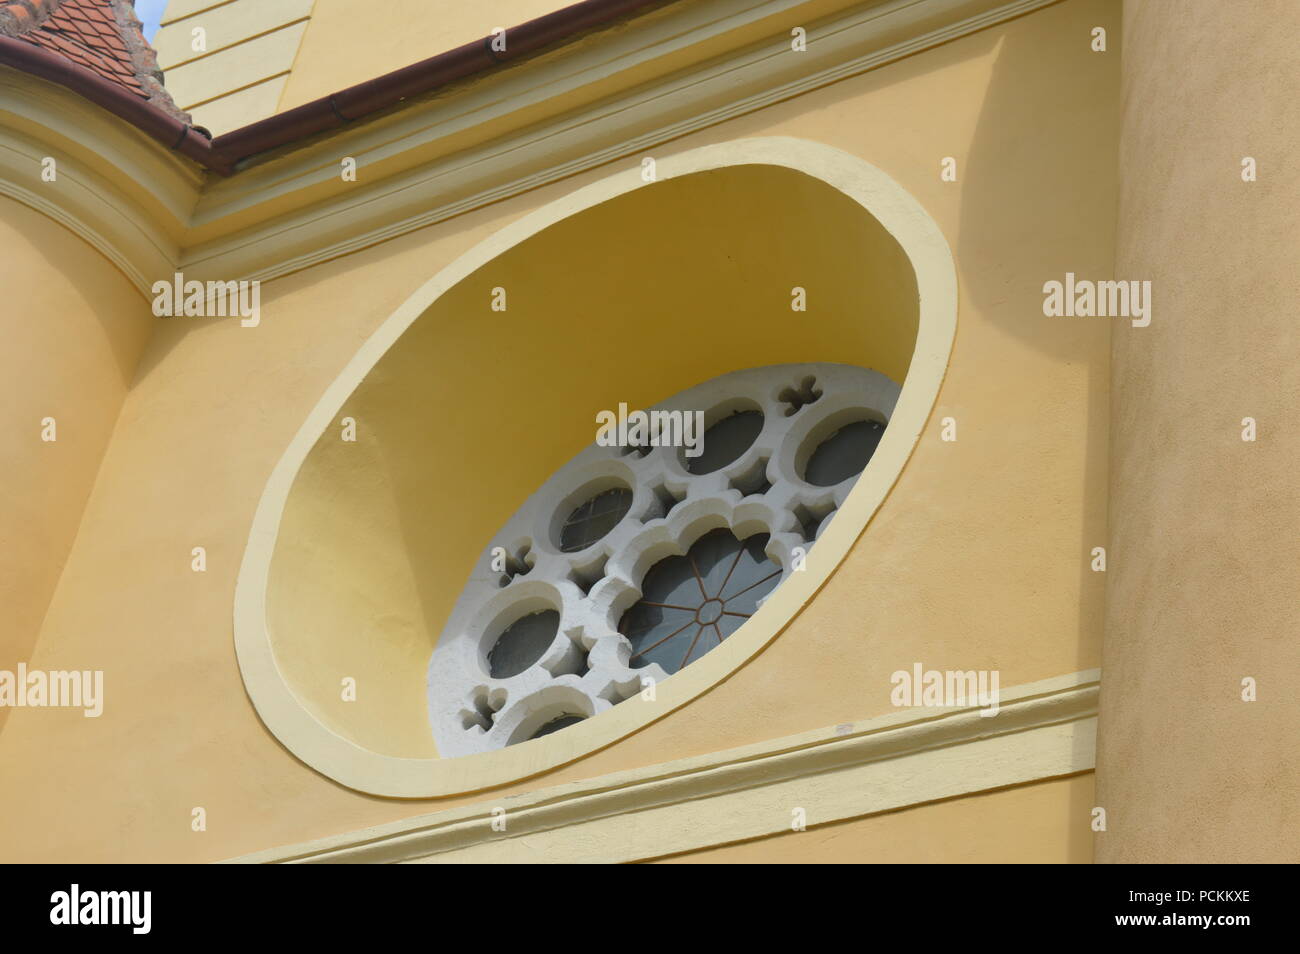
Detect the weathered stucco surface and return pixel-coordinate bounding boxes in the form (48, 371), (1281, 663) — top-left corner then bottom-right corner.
(1096, 0), (1300, 863)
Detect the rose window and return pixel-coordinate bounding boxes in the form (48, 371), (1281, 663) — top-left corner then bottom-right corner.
(426, 362), (901, 756)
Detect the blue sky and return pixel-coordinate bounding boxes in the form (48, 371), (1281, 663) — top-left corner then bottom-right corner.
(135, 0), (168, 41)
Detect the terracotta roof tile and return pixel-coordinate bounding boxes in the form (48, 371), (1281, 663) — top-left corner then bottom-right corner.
(0, 0), (188, 121)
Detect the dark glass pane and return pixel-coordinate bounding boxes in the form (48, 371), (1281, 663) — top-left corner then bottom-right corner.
(717, 533), (780, 615)
(620, 602), (695, 641)
(642, 547), (703, 606)
(715, 613), (748, 638)
(487, 609), (559, 678)
(804, 419), (885, 487)
(559, 487), (632, 552)
(633, 623), (703, 674)
(692, 528), (744, 596)
(618, 528), (780, 674)
(687, 410), (764, 475)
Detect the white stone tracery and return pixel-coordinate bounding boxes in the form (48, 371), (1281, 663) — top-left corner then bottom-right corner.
(426, 362), (900, 756)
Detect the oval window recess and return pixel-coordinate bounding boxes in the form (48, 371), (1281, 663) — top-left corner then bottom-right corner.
(233, 137), (957, 797)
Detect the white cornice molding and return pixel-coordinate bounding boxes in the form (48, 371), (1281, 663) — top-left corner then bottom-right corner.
(181, 0), (1061, 285)
(227, 670), (1099, 864)
(0, 66), (200, 298)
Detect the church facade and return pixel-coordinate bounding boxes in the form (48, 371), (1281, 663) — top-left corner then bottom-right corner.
(0, 0), (1295, 864)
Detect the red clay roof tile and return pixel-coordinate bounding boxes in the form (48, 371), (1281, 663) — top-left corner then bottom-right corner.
(0, 0), (187, 120)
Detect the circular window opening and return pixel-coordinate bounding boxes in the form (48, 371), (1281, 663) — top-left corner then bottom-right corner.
(686, 410), (764, 475)
(529, 713), (585, 740)
(487, 609), (559, 678)
(558, 486), (632, 552)
(803, 418), (885, 487)
(618, 528), (780, 674)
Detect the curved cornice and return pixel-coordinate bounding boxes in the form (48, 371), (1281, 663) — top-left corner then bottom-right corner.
(0, 62), (200, 296)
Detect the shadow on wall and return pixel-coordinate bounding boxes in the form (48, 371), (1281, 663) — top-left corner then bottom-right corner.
(0, 195), (153, 737)
(955, 0), (1121, 863)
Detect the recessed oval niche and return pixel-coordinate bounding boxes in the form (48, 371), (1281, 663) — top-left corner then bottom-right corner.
(234, 137), (957, 796)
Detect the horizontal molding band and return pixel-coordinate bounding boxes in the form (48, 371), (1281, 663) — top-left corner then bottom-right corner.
(228, 669), (1099, 864)
(2, 0), (1059, 298)
(181, 0), (1060, 285)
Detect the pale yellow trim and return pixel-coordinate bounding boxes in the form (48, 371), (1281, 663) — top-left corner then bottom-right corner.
(182, 71), (289, 112)
(273, 0), (320, 116)
(156, 0), (316, 132)
(165, 22), (310, 119)
(162, 23), (310, 77)
(232, 136), (959, 797)
(155, 0), (313, 71)
(226, 670), (1098, 863)
(161, 0), (240, 26)
(182, 76), (290, 137)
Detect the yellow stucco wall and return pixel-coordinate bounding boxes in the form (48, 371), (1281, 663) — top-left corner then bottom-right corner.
(0, 196), (152, 735)
(0, 0), (1117, 861)
(1095, 0), (1300, 863)
(278, 0), (574, 112)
